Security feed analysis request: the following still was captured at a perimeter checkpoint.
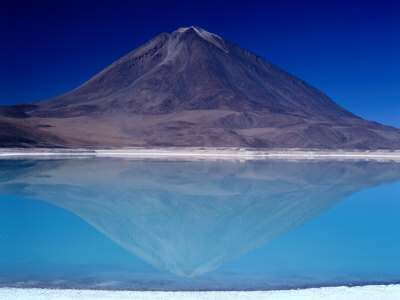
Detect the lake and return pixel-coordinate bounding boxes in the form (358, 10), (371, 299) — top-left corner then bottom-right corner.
(0, 158), (399, 290)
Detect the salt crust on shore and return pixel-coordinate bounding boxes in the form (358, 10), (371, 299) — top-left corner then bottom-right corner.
(1, 148), (400, 162)
(1, 285), (400, 300)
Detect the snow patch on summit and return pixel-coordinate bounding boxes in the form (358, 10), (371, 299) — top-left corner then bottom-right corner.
(178, 26), (229, 53)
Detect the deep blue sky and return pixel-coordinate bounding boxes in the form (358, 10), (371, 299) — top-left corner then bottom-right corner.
(1, 0), (399, 127)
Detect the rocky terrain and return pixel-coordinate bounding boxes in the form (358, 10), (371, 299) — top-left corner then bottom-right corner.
(1, 26), (400, 149)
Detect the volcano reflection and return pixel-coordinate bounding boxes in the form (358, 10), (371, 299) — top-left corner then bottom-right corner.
(1, 158), (400, 277)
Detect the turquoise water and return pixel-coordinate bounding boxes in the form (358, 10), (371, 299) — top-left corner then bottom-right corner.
(0, 158), (399, 290)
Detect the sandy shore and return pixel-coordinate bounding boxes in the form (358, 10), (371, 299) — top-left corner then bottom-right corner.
(1, 285), (400, 300)
(0, 147), (400, 161)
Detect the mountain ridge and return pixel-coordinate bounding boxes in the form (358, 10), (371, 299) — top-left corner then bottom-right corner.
(1, 26), (400, 149)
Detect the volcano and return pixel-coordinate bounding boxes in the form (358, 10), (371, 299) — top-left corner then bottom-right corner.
(1, 26), (400, 149)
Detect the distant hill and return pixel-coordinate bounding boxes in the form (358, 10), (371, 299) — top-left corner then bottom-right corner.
(1, 26), (400, 149)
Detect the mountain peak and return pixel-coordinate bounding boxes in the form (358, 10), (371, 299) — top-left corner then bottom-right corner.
(171, 26), (227, 53)
(1, 27), (400, 149)
(175, 26), (207, 34)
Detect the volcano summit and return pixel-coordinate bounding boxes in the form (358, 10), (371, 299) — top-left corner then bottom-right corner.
(1, 26), (400, 149)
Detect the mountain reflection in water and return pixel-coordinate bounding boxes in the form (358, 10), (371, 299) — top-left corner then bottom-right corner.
(1, 158), (400, 278)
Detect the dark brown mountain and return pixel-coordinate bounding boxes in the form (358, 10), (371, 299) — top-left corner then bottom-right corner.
(1, 26), (400, 149)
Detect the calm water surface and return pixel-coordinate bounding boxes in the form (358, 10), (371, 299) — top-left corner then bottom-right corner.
(0, 158), (399, 290)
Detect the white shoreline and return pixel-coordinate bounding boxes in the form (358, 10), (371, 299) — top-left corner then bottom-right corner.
(1, 285), (400, 300)
(1, 148), (400, 161)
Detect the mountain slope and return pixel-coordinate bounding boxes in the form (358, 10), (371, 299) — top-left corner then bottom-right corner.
(1, 26), (400, 149)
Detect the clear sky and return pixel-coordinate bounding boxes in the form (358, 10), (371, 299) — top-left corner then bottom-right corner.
(1, 0), (399, 127)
